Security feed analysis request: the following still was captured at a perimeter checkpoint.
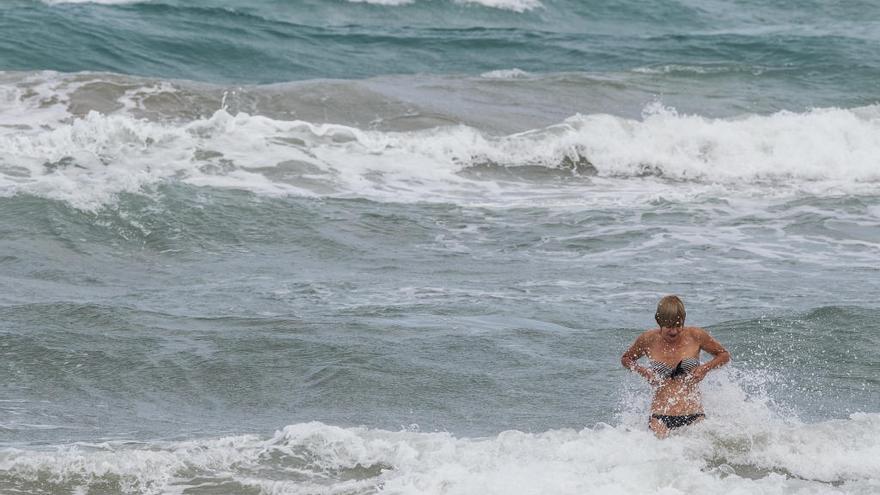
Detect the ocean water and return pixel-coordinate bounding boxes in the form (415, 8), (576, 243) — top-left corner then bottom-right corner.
(1, 0), (880, 494)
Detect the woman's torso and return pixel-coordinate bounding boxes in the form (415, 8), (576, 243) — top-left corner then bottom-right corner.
(645, 328), (703, 415)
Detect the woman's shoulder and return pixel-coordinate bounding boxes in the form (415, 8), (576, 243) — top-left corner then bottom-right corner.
(682, 326), (711, 341)
(683, 326), (707, 335)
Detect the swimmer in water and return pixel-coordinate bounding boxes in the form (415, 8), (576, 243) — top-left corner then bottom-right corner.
(620, 295), (731, 438)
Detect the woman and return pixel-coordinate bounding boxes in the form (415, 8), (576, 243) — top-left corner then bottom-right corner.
(621, 295), (730, 438)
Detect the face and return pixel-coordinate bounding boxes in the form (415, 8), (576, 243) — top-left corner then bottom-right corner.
(660, 326), (683, 342)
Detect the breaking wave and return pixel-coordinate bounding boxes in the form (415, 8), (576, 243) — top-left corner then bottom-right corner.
(2, 73), (880, 209)
(2, 410), (878, 494)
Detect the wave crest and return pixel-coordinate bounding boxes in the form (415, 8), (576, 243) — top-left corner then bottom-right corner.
(2, 412), (879, 495)
(3, 76), (880, 210)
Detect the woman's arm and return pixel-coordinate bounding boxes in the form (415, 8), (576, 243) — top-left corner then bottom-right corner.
(690, 328), (730, 381)
(621, 333), (656, 383)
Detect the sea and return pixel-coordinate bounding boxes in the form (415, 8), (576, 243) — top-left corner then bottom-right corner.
(1, 0), (879, 493)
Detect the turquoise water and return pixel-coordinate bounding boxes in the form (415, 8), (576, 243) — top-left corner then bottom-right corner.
(2, 0), (879, 110)
(1, 1), (880, 494)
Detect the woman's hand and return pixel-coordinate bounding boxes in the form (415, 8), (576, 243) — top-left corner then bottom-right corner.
(686, 365), (709, 383)
(646, 373), (664, 387)
(636, 366), (663, 386)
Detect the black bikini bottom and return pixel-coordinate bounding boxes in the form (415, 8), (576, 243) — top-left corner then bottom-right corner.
(651, 413), (705, 429)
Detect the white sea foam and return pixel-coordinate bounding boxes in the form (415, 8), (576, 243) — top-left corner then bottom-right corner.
(1, 407), (878, 494)
(2, 76), (880, 210)
(42, 0), (537, 11)
(346, 0), (541, 12)
(631, 64), (768, 76)
(2, 368), (878, 495)
(347, 0), (416, 6)
(480, 68), (533, 79)
(0, 362), (877, 494)
(454, 0), (542, 13)
(42, 0), (146, 4)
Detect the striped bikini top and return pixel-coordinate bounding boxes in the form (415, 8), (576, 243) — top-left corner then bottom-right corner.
(649, 357), (700, 380)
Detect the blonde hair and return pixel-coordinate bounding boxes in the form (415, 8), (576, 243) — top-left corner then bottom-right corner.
(655, 295), (686, 328)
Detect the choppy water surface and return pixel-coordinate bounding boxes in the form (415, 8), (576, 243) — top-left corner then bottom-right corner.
(1, 0), (880, 494)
